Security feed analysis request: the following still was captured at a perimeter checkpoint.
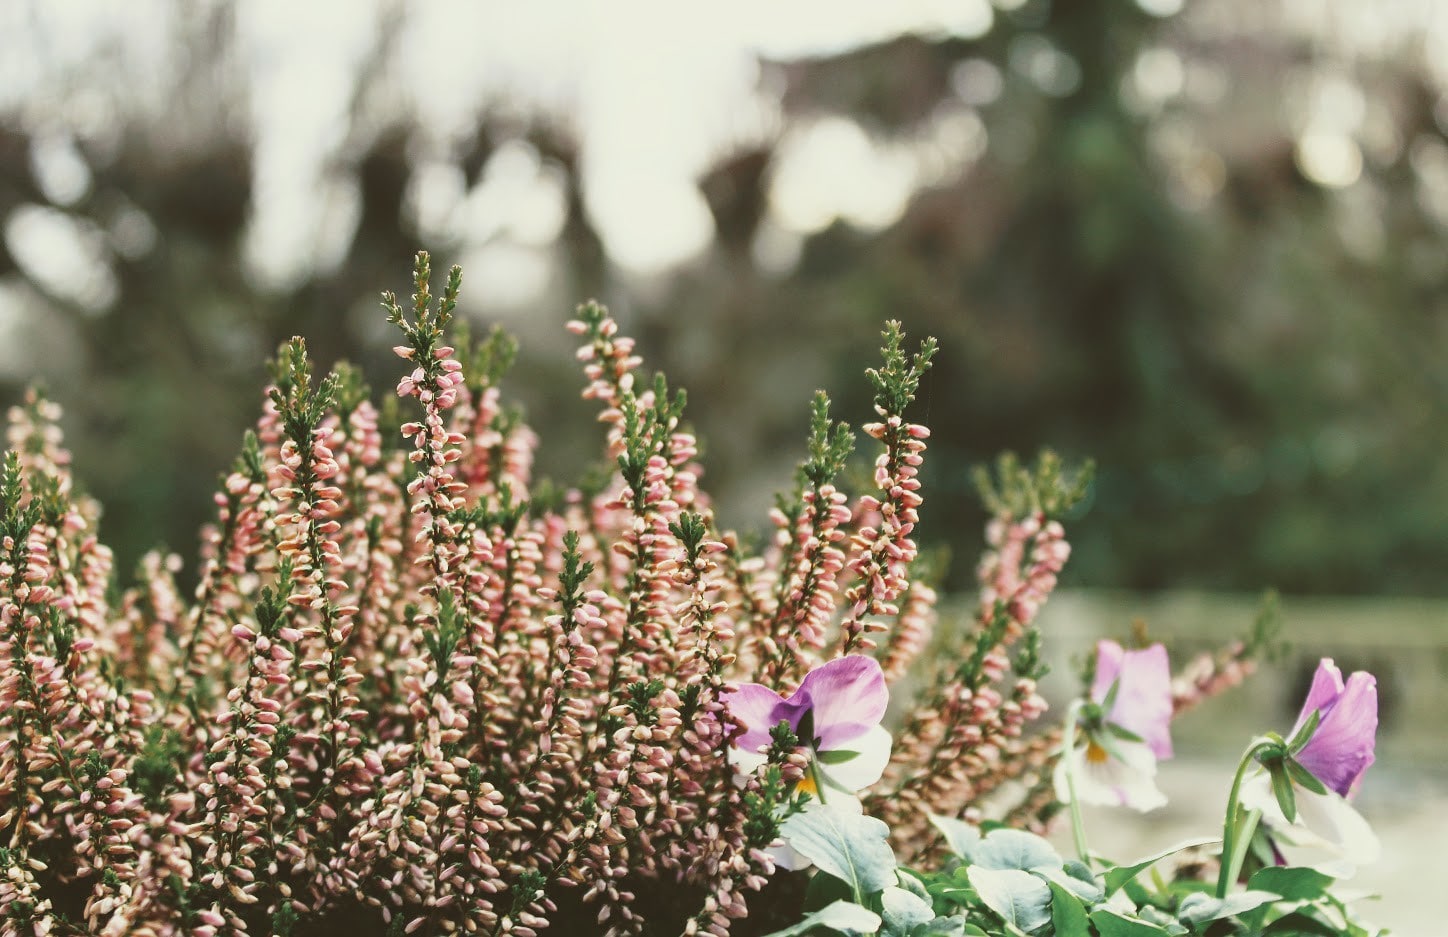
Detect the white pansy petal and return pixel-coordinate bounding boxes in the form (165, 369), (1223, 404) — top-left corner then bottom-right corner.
(767, 838), (814, 871)
(813, 783), (865, 813)
(1057, 739), (1165, 812)
(728, 746), (767, 780)
(1239, 772), (1380, 878)
(1237, 773), (1279, 819)
(1297, 788), (1380, 864)
(817, 724), (892, 793)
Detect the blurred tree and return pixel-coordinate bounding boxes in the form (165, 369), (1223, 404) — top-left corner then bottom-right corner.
(633, 0), (1448, 594)
(0, 0), (1444, 596)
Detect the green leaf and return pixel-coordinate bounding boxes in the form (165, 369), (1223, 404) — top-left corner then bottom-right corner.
(1136, 907), (1188, 936)
(1177, 890), (1279, 925)
(781, 807), (897, 902)
(928, 815), (981, 861)
(1100, 677), (1121, 715)
(1261, 910), (1345, 935)
(1284, 757), (1329, 796)
(1038, 864), (1104, 903)
(967, 867), (1052, 933)
(1270, 762), (1299, 823)
(819, 748), (863, 765)
(881, 886), (936, 936)
(1107, 722), (1145, 744)
(1103, 837), (1219, 896)
(1286, 709), (1321, 755)
(896, 870), (932, 903)
(1088, 909), (1173, 937)
(970, 828), (1063, 872)
(762, 900), (883, 937)
(1248, 866), (1334, 902)
(1047, 881), (1091, 937)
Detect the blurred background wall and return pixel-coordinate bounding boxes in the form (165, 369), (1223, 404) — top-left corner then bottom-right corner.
(2, 1), (1445, 929)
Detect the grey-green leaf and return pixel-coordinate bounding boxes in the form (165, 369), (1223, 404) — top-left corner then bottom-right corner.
(762, 900), (883, 937)
(1177, 890), (1280, 925)
(882, 886), (936, 936)
(896, 871), (932, 903)
(970, 828), (1063, 872)
(781, 807), (898, 901)
(928, 814), (981, 860)
(1037, 863), (1104, 903)
(967, 866), (1052, 933)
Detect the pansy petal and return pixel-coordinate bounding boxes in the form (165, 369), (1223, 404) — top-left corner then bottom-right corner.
(767, 838), (815, 871)
(1292, 784), (1381, 873)
(1291, 659), (1346, 738)
(728, 746), (768, 778)
(1296, 671), (1377, 798)
(816, 724), (892, 793)
(811, 783), (866, 814)
(1054, 738), (1166, 812)
(1091, 640), (1126, 702)
(722, 682), (787, 753)
(1240, 773), (1380, 878)
(1095, 642), (1173, 760)
(794, 655), (888, 750)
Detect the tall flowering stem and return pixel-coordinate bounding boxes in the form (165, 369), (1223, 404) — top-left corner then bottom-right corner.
(871, 453), (1084, 854)
(754, 392), (853, 687)
(837, 322), (935, 657)
(267, 342), (371, 903)
(387, 252), (469, 602)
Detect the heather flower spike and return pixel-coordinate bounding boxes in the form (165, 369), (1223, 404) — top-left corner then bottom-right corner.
(1236, 659), (1380, 878)
(725, 655), (892, 810)
(1055, 640), (1174, 813)
(4, 251), (1308, 935)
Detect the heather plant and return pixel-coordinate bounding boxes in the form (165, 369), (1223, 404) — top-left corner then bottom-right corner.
(0, 253), (1382, 937)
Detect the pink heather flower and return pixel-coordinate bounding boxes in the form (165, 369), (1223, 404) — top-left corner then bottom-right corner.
(1055, 641), (1173, 812)
(724, 655), (892, 808)
(1242, 659), (1380, 877)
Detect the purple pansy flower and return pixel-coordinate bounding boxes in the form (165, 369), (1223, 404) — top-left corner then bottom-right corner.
(1242, 659), (1380, 877)
(1290, 659), (1377, 797)
(723, 655), (892, 809)
(1055, 640), (1174, 812)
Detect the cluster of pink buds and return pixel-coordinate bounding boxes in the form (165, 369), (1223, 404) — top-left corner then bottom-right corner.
(870, 465), (1077, 857)
(0, 254), (1275, 936)
(838, 325), (936, 656)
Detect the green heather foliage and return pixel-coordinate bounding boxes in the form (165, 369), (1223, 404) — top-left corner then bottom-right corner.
(0, 255), (1377, 937)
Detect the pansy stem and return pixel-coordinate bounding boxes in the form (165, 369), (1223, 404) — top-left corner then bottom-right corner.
(1217, 737), (1276, 898)
(1059, 700), (1091, 866)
